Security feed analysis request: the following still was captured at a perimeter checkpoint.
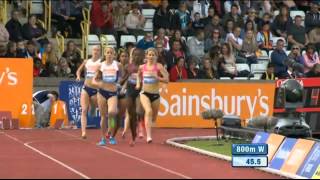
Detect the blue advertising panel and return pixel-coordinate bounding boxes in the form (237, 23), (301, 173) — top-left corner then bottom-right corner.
(252, 132), (270, 144)
(59, 81), (100, 128)
(269, 138), (297, 170)
(297, 143), (320, 178)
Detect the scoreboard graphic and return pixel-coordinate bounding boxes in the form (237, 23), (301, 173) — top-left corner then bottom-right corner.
(232, 144), (268, 168)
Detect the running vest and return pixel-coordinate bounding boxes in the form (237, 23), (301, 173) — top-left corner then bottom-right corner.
(142, 64), (159, 85)
(128, 64), (139, 85)
(100, 61), (119, 84)
(85, 58), (102, 79)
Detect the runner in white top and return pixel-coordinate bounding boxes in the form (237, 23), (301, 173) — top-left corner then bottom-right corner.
(76, 45), (102, 139)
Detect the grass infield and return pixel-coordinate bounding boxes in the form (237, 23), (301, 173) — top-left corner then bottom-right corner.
(184, 138), (251, 157)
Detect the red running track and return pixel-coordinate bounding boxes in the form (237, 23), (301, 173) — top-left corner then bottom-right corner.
(0, 129), (281, 179)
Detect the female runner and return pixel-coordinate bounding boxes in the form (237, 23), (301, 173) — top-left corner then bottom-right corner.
(93, 46), (124, 146)
(136, 48), (169, 143)
(76, 45), (101, 139)
(122, 48), (145, 145)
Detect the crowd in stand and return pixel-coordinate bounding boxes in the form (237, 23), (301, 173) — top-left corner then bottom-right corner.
(0, 0), (319, 81)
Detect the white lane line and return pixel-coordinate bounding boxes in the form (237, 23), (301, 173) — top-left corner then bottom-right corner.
(58, 130), (192, 179)
(4, 133), (91, 179)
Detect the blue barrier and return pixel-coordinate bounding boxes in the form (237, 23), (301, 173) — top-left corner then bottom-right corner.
(269, 138), (297, 170)
(59, 81), (100, 128)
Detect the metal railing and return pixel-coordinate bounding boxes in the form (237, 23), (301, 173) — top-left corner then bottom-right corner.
(56, 32), (65, 57)
(0, 0), (8, 24)
(26, 0), (32, 19)
(81, 7), (90, 60)
(100, 35), (109, 56)
(44, 0), (51, 33)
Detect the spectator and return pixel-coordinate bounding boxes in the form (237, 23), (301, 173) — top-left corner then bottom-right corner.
(154, 28), (170, 50)
(52, 0), (71, 37)
(222, 4), (244, 28)
(187, 30), (205, 63)
(198, 56), (219, 79)
(174, 1), (191, 36)
(283, 0), (297, 10)
(212, 0), (223, 17)
(272, 5), (293, 38)
(5, 10), (23, 42)
(261, 63), (276, 80)
(191, 12), (205, 34)
(240, 20), (256, 39)
(204, 28), (224, 53)
(218, 43), (237, 78)
(169, 57), (188, 82)
(245, 8), (259, 29)
(226, 26), (243, 54)
(187, 57), (200, 79)
(41, 42), (59, 69)
(16, 40), (27, 58)
(169, 40), (186, 62)
(204, 14), (224, 39)
(201, 6), (215, 26)
(25, 40), (38, 58)
(305, 1), (320, 33)
(125, 3), (145, 37)
(287, 15), (309, 50)
(287, 45), (305, 77)
(5, 41), (17, 57)
(113, 2), (129, 47)
(155, 41), (169, 69)
(302, 43), (320, 73)
(271, 39), (289, 78)
(308, 27), (320, 51)
(125, 42), (136, 56)
(57, 57), (73, 77)
(62, 40), (82, 76)
(224, 19), (235, 38)
(90, 0), (114, 36)
(0, 43), (6, 57)
(241, 30), (258, 65)
(136, 32), (154, 50)
(22, 15), (48, 47)
(208, 45), (222, 71)
(306, 64), (320, 77)
(257, 13), (272, 31)
(257, 21), (273, 53)
(169, 30), (187, 52)
(69, 0), (87, 38)
(0, 21), (9, 44)
(191, 0), (210, 19)
(33, 57), (47, 77)
(153, 0), (175, 34)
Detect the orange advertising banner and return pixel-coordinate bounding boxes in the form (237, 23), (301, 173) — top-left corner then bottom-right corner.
(0, 58), (34, 128)
(156, 82), (276, 128)
(266, 134), (286, 162)
(281, 139), (315, 174)
(50, 100), (69, 128)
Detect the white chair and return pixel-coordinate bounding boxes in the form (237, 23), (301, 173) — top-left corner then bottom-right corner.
(137, 35), (145, 42)
(31, 0), (44, 14)
(220, 77), (232, 80)
(290, 10), (306, 20)
(236, 64), (250, 72)
(251, 64), (268, 74)
(144, 19), (153, 32)
(250, 74), (263, 80)
(142, 9), (156, 19)
(234, 77), (248, 80)
(100, 34), (117, 48)
(120, 35), (137, 47)
(269, 50), (273, 59)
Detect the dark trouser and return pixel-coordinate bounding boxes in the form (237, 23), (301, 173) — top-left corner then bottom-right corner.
(69, 14), (84, 38)
(52, 14), (70, 35)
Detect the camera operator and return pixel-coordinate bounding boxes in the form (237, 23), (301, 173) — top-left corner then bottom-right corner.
(285, 45), (305, 78)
